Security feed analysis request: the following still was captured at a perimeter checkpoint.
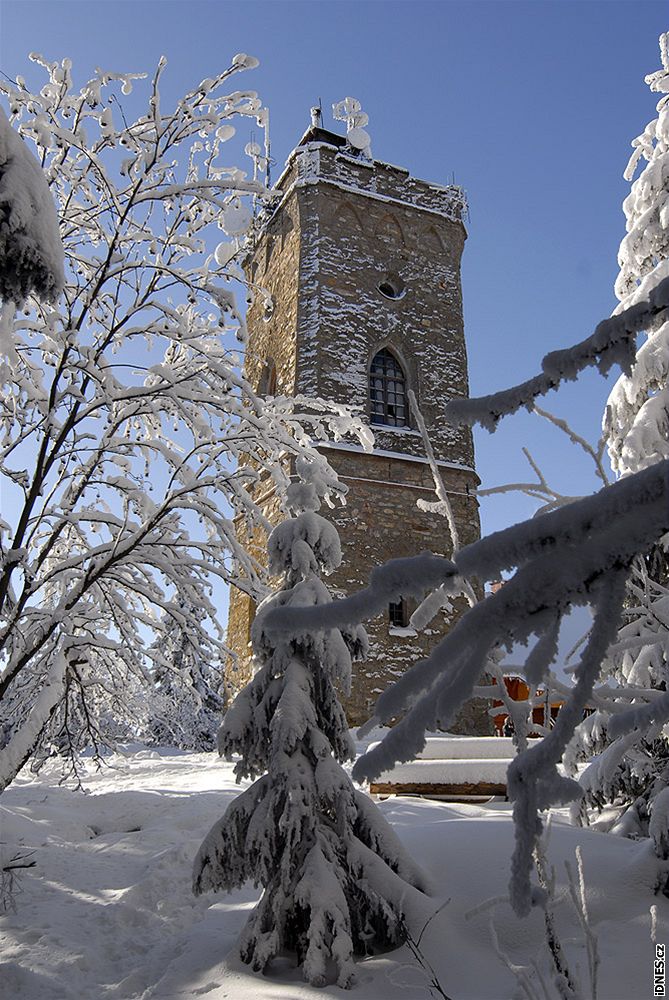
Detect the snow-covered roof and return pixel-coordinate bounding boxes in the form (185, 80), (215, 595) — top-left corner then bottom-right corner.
(294, 123), (348, 152)
(269, 136), (467, 230)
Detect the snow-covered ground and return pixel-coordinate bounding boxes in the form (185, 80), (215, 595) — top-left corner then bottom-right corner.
(0, 743), (666, 1000)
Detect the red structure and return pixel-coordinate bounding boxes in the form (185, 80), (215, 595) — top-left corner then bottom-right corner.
(491, 674), (564, 737)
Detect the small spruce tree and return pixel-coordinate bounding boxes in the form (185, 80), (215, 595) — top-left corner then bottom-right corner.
(604, 31), (669, 477)
(566, 33), (669, 848)
(193, 454), (428, 988)
(149, 599), (226, 751)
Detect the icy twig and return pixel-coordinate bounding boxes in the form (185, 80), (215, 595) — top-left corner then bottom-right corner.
(408, 390), (460, 555)
(534, 842), (581, 999)
(532, 406), (610, 488)
(397, 901), (455, 1000)
(444, 275), (669, 431)
(407, 389), (477, 629)
(489, 917), (545, 1000)
(0, 849), (36, 912)
(564, 847), (599, 1000)
(651, 904), (659, 945)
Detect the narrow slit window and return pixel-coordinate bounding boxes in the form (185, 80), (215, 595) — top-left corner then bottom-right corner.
(389, 600), (409, 628)
(259, 359), (278, 396)
(370, 348), (408, 426)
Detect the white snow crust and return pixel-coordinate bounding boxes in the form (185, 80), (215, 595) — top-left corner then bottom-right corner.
(371, 757), (512, 786)
(1, 744), (666, 1000)
(369, 736), (518, 760)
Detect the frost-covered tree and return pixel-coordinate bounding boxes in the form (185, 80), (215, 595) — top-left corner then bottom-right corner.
(605, 33), (669, 476)
(0, 55), (367, 791)
(0, 105), (64, 313)
(193, 455), (428, 988)
(147, 599), (225, 751)
(560, 34), (669, 849)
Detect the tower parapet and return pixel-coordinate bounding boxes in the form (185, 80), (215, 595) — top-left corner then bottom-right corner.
(278, 138), (468, 223)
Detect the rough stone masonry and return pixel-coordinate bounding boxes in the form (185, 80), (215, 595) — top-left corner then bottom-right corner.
(226, 122), (491, 733)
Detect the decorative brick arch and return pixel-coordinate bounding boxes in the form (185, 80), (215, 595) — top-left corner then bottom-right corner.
(423, 224), (445, 253)
(375, 212), (405, 247)
(333, 200), (364, 232)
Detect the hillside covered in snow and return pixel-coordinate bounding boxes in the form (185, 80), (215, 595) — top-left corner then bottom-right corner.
(0, 742), (664, 1000)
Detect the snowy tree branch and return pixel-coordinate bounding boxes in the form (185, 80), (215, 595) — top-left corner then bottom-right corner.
(444, 276), (669, 431)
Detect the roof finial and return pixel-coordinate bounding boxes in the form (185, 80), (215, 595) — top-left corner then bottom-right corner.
(310, 106), (322, 128)
(332, 96), (372, 159)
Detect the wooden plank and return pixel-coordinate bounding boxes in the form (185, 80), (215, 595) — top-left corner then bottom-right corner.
(369, 781), (507, 796)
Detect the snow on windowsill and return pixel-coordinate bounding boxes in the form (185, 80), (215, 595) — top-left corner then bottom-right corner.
(314, 438), (475, 473)
(374, 424), (422, 436)
(388, 626), (417, 638)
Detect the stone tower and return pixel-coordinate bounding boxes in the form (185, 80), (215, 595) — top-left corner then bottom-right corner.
(227, 113), (490, 732)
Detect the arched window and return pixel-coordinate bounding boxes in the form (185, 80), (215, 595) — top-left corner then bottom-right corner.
(369, 348), (408, 426)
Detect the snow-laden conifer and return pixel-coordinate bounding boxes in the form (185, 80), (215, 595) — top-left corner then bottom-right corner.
(193, 454), (427, 988)
(605, 32), (669, 475)
(558, 34), (669, 847)
(0, 106), (64, 310)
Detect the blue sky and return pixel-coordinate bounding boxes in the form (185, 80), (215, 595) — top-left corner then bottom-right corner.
(2, 0), (665, 673)
(2, 0), (666, 535)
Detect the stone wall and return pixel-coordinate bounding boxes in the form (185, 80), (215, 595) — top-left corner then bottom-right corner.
(291, 148), (475, 469)
(317, 445), (488, 728)
(226, 136), (491, 734)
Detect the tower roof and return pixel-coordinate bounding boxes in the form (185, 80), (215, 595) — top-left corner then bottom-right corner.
(295, 123), (347, 150)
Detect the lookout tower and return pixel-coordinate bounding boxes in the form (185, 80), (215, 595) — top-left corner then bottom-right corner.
(227, 103), (490, 732)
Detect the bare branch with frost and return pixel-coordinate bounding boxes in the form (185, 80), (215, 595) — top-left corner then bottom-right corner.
(0, 56), (369, 788)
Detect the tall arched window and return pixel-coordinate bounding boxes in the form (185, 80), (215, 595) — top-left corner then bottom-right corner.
(369, 348), (408, 426)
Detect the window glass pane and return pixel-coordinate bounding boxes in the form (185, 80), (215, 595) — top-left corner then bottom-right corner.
(369, 349), (408, 427)
(389, 600), (408, 627)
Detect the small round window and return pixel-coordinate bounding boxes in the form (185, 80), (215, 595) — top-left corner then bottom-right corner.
(377, 273), (405, 300)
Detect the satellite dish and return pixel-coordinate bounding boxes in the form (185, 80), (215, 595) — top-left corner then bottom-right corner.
(350, 112), (369, 128)
(221, 202), (253, 237)
(214, 241), (237, 267)
(347, 127), (370, 150)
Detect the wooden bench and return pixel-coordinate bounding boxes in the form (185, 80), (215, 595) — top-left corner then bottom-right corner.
(367, 736), (517, 800)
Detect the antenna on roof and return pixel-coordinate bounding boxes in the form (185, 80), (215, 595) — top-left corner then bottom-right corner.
(332, 96), (372, 159)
